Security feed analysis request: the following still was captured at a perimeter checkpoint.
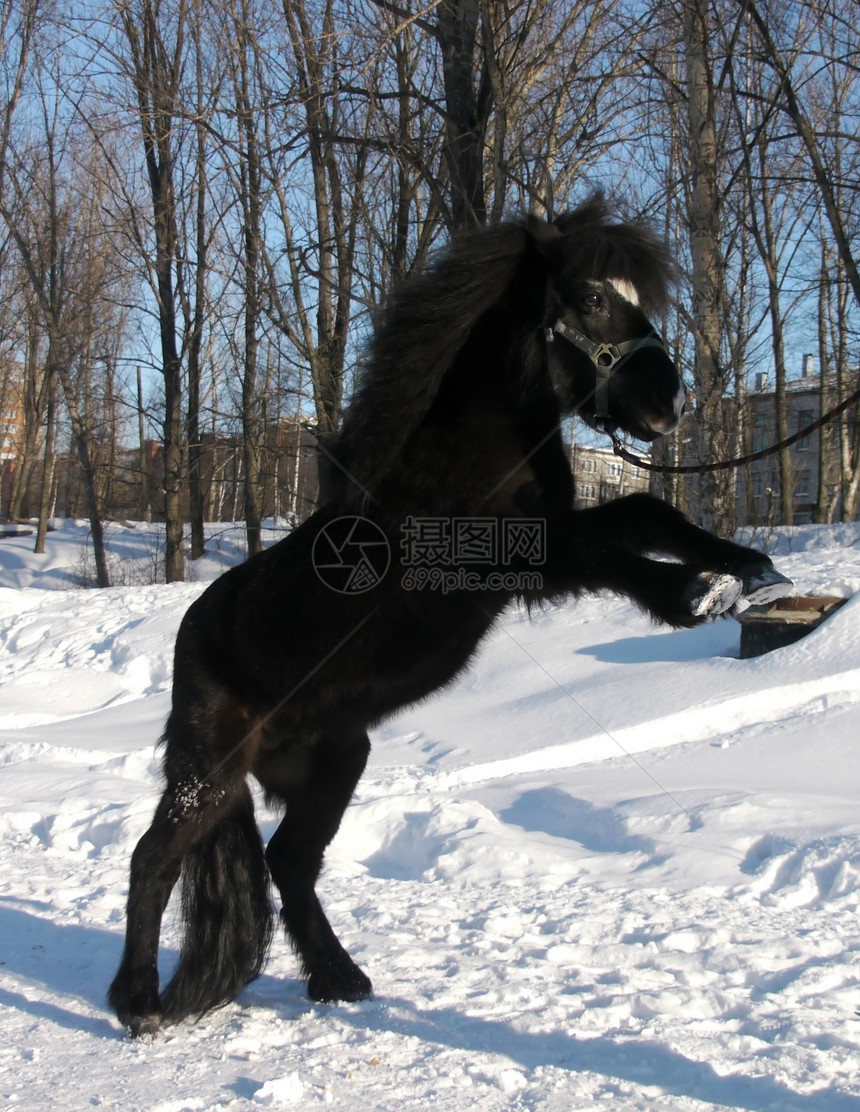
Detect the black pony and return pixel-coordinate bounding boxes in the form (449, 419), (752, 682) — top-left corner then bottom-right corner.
(109, 196), (789, 1036)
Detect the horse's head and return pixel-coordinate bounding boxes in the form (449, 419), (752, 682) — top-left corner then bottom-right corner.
(545, 275), (686, 442)
(530, 203), (686, 443)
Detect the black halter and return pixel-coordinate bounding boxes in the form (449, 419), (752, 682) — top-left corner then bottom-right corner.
(545, 316), (667, 423)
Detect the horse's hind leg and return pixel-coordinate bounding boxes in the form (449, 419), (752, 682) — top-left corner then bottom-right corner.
(108, 766), (244, 1036)
(263, 731), (372, 1004)
(108, 789), (195, 1034)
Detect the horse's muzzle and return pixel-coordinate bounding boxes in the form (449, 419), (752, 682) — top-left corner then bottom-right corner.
(644, 382), (687, 438)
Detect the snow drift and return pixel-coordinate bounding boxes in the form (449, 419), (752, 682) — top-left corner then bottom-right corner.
(1, 519), (859, 1110)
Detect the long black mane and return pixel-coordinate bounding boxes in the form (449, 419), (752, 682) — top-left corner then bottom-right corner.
(327, 195), (673, 505)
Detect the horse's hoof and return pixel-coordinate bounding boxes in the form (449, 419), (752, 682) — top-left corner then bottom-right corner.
(125, 1013), (162, 1039)
(688, 572), (743, 617)
(109, 973), (162, 1038)
(740, 566), (793, 606)
(307, 955), (373, 1004)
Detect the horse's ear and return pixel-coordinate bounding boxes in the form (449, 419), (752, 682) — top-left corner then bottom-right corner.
(526, 216), (564, 286)
(526, 214), (562, 249)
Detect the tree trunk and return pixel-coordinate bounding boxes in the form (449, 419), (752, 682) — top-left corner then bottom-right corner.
(767, 284), (791, 525)
(235, 1), (264, 556)
(137, 366), (152, 522)
(683, 0), (733, 532)
(437, 0), (491, 228)
(814, 256), (831, 523)
(117, 0), (186, 582)
(8, 318), (46, 522)
(34, 390), (56, 554)
(55, 353), (110, 586)
(186, 8), (207, 560)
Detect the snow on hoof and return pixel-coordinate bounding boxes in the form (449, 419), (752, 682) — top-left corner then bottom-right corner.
(741, 567), (794, 606)
(689, 572), (743, 618)
(125, 1013), (162, 1040)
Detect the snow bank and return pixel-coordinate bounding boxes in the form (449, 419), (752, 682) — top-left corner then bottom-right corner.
(1, 519), (859, 1110)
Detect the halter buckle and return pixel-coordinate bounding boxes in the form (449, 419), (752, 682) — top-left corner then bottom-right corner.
(590, 343), (622, 371)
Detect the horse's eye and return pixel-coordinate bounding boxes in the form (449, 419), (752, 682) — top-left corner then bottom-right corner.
(583, 292), (602, 311)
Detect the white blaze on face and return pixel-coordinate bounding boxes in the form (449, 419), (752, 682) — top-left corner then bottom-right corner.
(607, 277), (640, 306)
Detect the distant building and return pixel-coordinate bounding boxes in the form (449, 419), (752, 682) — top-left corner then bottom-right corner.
(0, 370), (23, 519)
(570, 442), (651, 507)
(134, 419), (320, 525)
(670, 353), (857, 527)
(735, 354), (851, 525)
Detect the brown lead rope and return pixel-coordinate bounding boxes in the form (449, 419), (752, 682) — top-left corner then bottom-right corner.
(610, 382), (860, 475)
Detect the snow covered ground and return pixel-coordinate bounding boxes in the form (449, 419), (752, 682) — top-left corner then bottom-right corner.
(1, 518), (860, 1111)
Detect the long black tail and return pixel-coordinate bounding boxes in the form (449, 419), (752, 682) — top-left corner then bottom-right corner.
(161, 785), (274, 1022)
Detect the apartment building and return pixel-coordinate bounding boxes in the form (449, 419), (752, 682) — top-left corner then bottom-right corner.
(736, 355), (849, 525)
(570, 441), (651, 507)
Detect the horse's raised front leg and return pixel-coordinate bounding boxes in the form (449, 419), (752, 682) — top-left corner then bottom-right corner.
(575, 493), (792, 605)
(261, 731), (372, 1004)
(538, 510), (777, 627)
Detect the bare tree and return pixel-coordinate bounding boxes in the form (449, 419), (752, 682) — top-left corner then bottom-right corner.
(184, 0), (212, 559)
(681, 0), (736, 531)
(724, 0), (860, 523)
(219, 0), (268, 554)
(0, 40), (128, 583)
(258, 0), (368, 439)
(112, 0), (189, 581)
(739, 0), (860, 309)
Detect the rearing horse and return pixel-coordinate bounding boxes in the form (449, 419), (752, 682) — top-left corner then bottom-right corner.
(109, 196), (789, 1036)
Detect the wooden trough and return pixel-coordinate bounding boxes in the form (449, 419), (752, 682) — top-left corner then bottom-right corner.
(738, 594), (847, 659)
